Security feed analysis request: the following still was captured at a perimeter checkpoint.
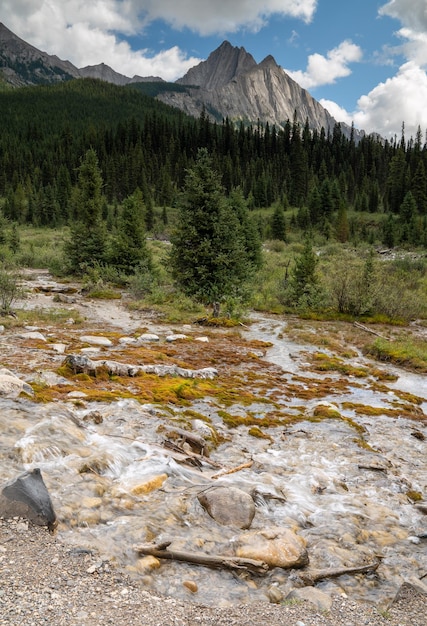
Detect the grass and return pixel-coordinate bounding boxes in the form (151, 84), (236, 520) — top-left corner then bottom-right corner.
(367, 337), (427, 372)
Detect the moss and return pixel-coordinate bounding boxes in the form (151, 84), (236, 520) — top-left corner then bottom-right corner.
(367, 337), (427, 373)
(248, 426), (273, 441)
(312, 404), (342, 419)
(309, 352), (369, 378)
(406, 490), (423, 502)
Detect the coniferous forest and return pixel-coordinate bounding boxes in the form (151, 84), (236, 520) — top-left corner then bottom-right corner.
(0, 77), (427, 325)
(0, 78), (426, 247)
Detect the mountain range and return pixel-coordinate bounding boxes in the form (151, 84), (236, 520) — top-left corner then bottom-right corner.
(0, 22), (360, 138)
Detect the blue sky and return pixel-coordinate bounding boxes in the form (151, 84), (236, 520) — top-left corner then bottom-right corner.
(2, 1), (427, 139)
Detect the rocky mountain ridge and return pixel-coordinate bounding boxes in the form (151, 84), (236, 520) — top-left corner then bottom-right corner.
(0, 22), (358, 137)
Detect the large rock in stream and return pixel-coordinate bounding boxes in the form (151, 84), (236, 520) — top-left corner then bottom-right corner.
(197, 486), (255, 529)
(0, 468), (57, 532)
(236, 527), (309, 568)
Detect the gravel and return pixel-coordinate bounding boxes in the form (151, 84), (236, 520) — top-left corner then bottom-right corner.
(1, 518), (426, 626)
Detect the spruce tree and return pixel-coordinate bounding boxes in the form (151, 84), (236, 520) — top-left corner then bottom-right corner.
(65, 149), (107, 274)
(108, 189), (152, 274)
(271, 203), (287, 241)
(170, 149), (255, 316)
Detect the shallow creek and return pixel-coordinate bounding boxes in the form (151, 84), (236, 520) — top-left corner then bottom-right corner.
(1, 314), (426, 608)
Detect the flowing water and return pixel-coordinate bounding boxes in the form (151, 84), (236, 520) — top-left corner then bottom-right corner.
(1, 314), (426, 608)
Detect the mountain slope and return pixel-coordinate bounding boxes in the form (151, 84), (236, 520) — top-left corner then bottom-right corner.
(160, 41), (342, 135)
(0, 22), (79, 86)
(0, 24), (359, 136)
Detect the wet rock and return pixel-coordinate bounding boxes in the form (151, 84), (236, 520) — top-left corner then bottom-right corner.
(286, 586), (333, 611)
(83, 410), (103, 424)
(266, 585), (283, 603)
(236, 527), (308, 568)
(197, 486), (255, 529)
(130, 474), (168, 496)
(63, 354), (218, 379)
(0, 368), (34, 398)
(0, 468), (57, 532)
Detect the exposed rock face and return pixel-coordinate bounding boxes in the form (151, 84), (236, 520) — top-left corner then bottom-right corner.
(161, 40), (347, 136)
(0, 25), (362, 136)
(0, 22), (79, 86)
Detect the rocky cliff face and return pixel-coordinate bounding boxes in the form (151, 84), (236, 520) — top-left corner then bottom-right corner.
(0, 22), (79, 86)
(160, 41), (340, 135)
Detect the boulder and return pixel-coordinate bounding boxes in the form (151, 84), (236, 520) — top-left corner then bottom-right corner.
(79, 335), (113, 347)
(286, 586), (333, 611)
(197, 486), (255, 529)
(0, 368), (34, 398)
(236, 527), (308, 569)
(0, 468), (57, 532)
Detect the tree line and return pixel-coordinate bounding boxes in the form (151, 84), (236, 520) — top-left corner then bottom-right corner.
(0, 78), (426, 249)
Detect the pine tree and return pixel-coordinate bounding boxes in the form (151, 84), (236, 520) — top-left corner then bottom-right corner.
(170, 149), (255, 316)
(65, 149), (107, 273)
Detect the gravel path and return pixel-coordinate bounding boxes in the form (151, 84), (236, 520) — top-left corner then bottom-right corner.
(1, 518), (426, 626)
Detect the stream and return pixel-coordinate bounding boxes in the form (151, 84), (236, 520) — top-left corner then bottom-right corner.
(1, 312), (426, 609)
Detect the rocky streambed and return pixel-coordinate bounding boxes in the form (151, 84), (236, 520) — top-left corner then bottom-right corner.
(0, 271), (426, 616)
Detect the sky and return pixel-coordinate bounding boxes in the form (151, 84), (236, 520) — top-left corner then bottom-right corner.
(1, 0), (427, 140)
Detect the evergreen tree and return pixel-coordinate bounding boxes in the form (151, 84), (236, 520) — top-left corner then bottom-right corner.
(290, 235), (319, 307)
(108, 188), (152, 274)
(271, 203), (287, 241)
(65, 149), (107, 273)
(170, 149), (254, 316)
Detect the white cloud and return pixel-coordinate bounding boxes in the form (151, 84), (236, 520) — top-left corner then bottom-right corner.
(379, 0), (427, 66)
(319, 99), (353, 126)
(139, 0), (317, 35)
(0, 1), (318, 79)
(379, 0), (427, 32)
(322, 62), (427, 139)
(353, 62), (427, 138)
(286, 40), (363, 89)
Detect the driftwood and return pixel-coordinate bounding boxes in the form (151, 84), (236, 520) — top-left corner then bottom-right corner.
(353, 321), (388, 339)
(162, 441), (223, 469)
(296, 560), (381, 586)
(164, 427), (207, 454)
(134, 541), (269, 574)
(135, 542), (381, 582)
(211, 460), (254, 479)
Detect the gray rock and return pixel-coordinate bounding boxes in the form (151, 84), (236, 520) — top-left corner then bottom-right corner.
(197, 486), (255, 529)
(80, 335), (113, 347)
(0, 368), (34, 398)
(18, 331), (47, 342)
(0, 468), (57, 532)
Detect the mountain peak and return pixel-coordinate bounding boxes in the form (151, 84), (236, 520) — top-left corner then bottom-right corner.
(177, 40), (257, 90)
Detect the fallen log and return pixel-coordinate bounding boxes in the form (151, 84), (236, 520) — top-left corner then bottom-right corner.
(353, 321), (388, 339)
(134, 541), (269, 575)
(296, 560), (381, 586)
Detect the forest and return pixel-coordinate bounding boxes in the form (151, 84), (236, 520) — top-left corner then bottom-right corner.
(0, 77), (426, 329)
(0, 77), (426, 247)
